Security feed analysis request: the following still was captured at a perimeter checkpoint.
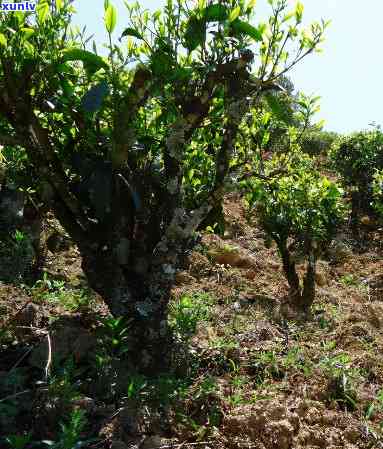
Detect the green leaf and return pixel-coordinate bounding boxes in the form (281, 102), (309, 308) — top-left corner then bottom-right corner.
(282, 11), (295, 23)
(204, 3), (229, 21)
(184, 16), (206, 51)
(229, 6), (241, 23)
(20, 27), (35, 39)
(150, 48), (174, 77)
(120, 27), (144, 40)
(14, 12), (25, 26)
(246, 0), (257, 12)
(104, 0), (110, 11)
(230, 19), (263, 41)
(55, 0), (63, 11)
(36, 1), (50, 23)
(105, 4), (117, 34)
(295, 1), (304, 23)
(0, 33), (7, 47)
(61, 49), (108, 71)
(265, 93), (292, 124)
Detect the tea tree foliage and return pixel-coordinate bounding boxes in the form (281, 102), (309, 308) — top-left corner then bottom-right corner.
(330, 129), (383, 224)
(372, 169), (383, 218)
(0, 0), (326, 370)
(244, 147), (344, 311)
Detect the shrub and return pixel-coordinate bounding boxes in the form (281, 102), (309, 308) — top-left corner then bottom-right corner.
(300, 129), (338, 156)
(330, 130), (383, 224)
(245, 150), (345, 312)
(372, 169), (383, 218)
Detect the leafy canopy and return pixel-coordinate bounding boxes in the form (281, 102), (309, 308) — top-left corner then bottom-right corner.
(244, 148), (345, 248)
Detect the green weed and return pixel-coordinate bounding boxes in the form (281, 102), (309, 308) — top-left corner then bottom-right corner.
(170, 292), (214, 340)
(29, 273), (91, 311)
(41, 409), (93, 449)
(320, 353), (359, 411)
(5, 434), (32, 449)
(364, 388), (383, 421)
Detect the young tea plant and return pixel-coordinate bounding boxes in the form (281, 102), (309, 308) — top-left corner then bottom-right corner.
(244, 149), (345, 313)
(364, 388), (383, 421)
(4, 434), (32, 449)
(41, 409), (92, 449)
(96, 316), (132, 358)
(319, 353), (359, 411)
(169, 292), (214, 341)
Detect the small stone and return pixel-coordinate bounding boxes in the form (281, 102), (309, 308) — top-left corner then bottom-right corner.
(233, 301), (241, 311)
(209, 247), (257, 269)
(360, 215), (373, 226)
(315, 271), (327, 287)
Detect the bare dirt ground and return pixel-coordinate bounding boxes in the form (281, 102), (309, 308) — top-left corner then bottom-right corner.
(0, 193), (382, 449)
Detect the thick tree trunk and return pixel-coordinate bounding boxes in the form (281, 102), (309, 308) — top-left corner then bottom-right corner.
(350, 190), (362, 236)
(278, 241), (301, 300)
(80, 247), (173, 374)
(278, 240), (317, 314)
(300, 251), (316, 313)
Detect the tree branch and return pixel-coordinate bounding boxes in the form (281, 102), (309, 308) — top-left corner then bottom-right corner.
(113, 66), (152, 168)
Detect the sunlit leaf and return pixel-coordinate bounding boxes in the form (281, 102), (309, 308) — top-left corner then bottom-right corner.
(0, 33), (7, 47)
(229, 6), (241, 23)
(55, 0), (63, 11)
(105, 3), (117, 34)
(62, 49), (108, 71)
(20, 27), (35, 39)
(36, 1), (50, 24)
(198, 0), (206, 10)
(282, 11), (295, 23)
(295, 1), (304, 23)
(230, 19), (263, 41)
(246, 0), (257, 12)
(14, 12), (25, 26)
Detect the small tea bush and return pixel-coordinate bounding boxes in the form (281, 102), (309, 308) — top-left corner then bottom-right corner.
(245, 150), (345, 311)
(372, 169), (383, 218)
(330, 130), (383, 224)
